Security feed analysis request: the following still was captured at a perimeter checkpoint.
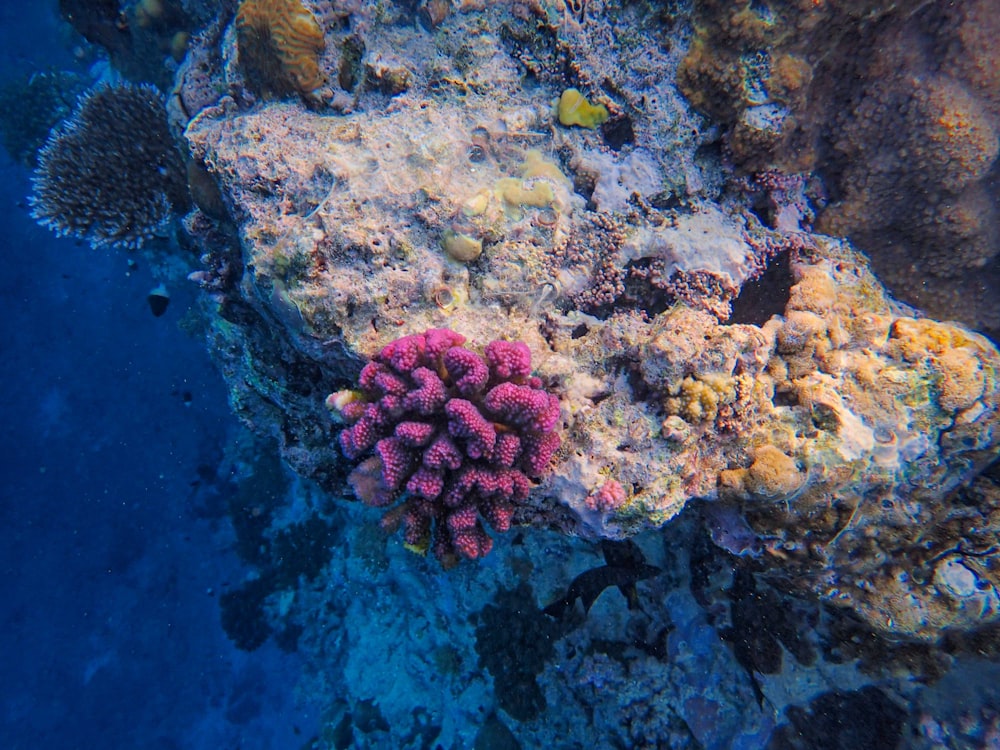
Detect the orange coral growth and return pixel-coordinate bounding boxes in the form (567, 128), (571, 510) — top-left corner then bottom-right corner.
(236, 0), (325, 97)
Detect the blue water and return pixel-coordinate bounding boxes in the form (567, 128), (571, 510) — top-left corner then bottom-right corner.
(0, 5), (310, 747)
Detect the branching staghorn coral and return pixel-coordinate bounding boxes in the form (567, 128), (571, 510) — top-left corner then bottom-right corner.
(31, 82), (188, 251)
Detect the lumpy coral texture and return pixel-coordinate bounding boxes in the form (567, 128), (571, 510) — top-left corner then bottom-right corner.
(678, 0), (1000, 335)
(334, 329), (560, 563)
(179, 0), (1000, 640)
(235, 0), (325, 97)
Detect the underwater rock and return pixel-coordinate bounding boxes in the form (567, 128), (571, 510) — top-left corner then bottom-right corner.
(178, 1), (1000, 639)
(767, 686), (906, 750)
(678, 0), (1000, 336)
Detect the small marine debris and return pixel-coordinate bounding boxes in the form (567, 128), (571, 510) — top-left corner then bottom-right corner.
(544, 539), (660, 618)
(147, 283), (170, 316)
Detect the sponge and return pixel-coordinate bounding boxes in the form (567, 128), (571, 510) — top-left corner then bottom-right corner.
(558, 88), (609, 129)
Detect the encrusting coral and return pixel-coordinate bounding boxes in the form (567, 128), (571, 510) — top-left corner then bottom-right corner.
(330, 329), (561, 564)
(31, 82), (188, 251)
(235, 0), (325, 97)
(557, 88), (609, 130)
(677, 0), (1000, 335)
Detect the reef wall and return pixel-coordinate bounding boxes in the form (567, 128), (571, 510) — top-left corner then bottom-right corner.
(171, 0), (1000, 641)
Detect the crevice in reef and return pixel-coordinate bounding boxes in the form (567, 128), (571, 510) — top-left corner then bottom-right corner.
(726, 250), (793, 327)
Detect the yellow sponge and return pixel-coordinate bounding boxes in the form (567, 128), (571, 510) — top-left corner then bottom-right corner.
(558, 88), (609, 129)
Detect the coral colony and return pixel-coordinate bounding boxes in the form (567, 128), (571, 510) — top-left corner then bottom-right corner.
(330, 329), (560, 563)
(31, 0), (1000, 643)
(31, 82), (186, 250)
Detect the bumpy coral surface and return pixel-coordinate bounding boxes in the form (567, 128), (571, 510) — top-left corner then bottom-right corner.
(31, 82), (187, 250)
(814, 2), (1000, 335)
(235, 0), (325, 97)
(678, 0), (1000, 335)
(179, 1), (1000, 638)
(332, 329), (560, 563)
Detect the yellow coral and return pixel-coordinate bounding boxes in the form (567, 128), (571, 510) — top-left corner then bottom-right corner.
(442, 230), (483, 262)
(717, 446), (803, 501)
(236, 0), (325, 96)
(888, 318), (989, 413)
(520, 150), (571, 185)
(745, 445), (803, 500)
(937, 347), (986, 413)
(665, 373), (735, 423)
(494, 178), (554, 210)
(462, 190), (491, 217)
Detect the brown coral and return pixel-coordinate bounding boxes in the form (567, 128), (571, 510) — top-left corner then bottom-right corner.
(678, 0), (1000, 337)
(236, 0), (325, 97)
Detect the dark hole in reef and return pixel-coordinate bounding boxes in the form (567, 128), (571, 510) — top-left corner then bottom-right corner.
(622, 360), (654, 404)
(602, 115), (635, 151)
(573, 169), (597, 204)
(694, 139), (724, 173)
(609, 257), (673, 318)
(467, 144), (487, 163)
(773, 388), (798, 407)
(749, 192), (776, 230)
(649, 191), (685, 210)
(726, 251), (792, 326)
(748, 0), (774, 21)
(570, 323), (589, 339)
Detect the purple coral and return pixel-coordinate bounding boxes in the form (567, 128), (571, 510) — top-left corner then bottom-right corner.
(335, 329), (561, 563)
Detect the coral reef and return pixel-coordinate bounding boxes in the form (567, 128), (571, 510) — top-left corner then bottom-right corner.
(331, 328), (561, 563)
(175, 0), (1000, 638)
(167, 15), (231, 136)
(31, 82), (189, 250)
(677, 0), (1000, 335)
(21, 0), (1000, 745)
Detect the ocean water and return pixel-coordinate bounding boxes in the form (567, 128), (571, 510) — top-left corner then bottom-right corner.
(3, 3), (1000, 750)
(0, 6), (309, 748)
